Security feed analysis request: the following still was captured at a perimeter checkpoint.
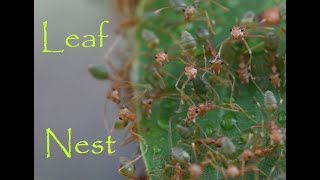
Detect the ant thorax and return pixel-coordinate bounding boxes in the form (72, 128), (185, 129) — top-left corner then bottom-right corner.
(142, 99), (153, 115)
(240, 148), (255, 161)
(269, 72), (281, 88)
(198, 102), (214, 115)
(238, 68), (250, 84)
(270, 128), (284, 146)
(185, 64), (197, 80)
(238, 56), (250, 84)
(270, 66), (281, 88)
(107, 88), (120, 103)
(230, 26), (245, 39)
(269, 121), (285, 146)
(210, 56), (224, 74)
(187, 106), (200, 123)
(155, 51), (169, 66)
(183, 5), (197, 20)
(118, 107), (135, 122)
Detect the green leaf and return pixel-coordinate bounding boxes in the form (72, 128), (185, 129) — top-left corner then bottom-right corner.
(132, 0), (286, 179)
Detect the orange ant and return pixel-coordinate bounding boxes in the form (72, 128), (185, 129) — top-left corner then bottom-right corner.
(141, 98), (153, 116)
(221, 157), (267, 180)
(264, 32), (282, 89)
(118, 106), (136, 122)
(209, 55), (224, 75)
(175, 60), (198, 112)
(184, 101), (215, 123)
(107, 88), (121, 104)
(253, 90), (285, 147)
(117, 122), (149, 179)
(155, 0), (229, 22)
(269, 121), (285, 146)
(154, 50), (169, 66)
(269, 59), (281, 89)
(115, 0), (139, 33)
(217, 25), (265, 73)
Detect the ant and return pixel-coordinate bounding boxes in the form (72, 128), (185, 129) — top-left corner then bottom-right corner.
(115, 0), (139, 33)
(175, 58), (198, 112)
(264, 32), (282, 89)
(155, 0), (229, 22)
(217, 24), (265, 77)
(141, 98), (153, 116)
(154, 50), (169, 66)
(237, 54), (251, 84)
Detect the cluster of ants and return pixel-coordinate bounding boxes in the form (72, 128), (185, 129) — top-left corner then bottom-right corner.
(94, 0), (286, 179)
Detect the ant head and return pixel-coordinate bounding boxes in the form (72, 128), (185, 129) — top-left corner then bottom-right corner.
(230, 26), (245, 39)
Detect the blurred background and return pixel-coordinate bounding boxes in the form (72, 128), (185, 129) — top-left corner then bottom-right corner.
(34, 0), (136, 179)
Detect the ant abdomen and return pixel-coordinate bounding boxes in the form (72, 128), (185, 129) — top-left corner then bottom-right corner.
(169, 0), (187, 7)
(113, 120), (129, 129)
(142, 29), (160, 49)
(176, 124), (194, 139)
(171, 147), (191, 167)
(192, 75), (209, 95)
(221, 137), (236, 157)
(180, 31), (197, 56)
(264, 90), (277, 114)
(195, 26), (211, 42)
(119, 157), (136, 179)
(240, 11), (256, 28)
(265, 32), (278, 52)
(279, 3), (286, 21)
(259, 6), (281, 25)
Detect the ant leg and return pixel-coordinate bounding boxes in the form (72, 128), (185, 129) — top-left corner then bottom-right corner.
(202, 44), (208, 71)
(207, 0), (230, 12)
(181, 78), (196, 106)
(266, 150), (284, 180)
(216, 38), (239, 56)
(202, 64), (213, 78)
(104, 34), (122, 63)
(253, 97), (268, 123)
(191, 142), (198, 163)
(229, 73), (236, 104)
(250, 74), (264, 95)
(241, 37), (253, 71)
(152, 67), (166, 89)
(282, 55), (286, 87)
(118, 129), (149, 175)
(209, 82), (220, 103)
(192, 89), (208, 102)
(203, 10), (216, 35)
(154, 6), (185, 14)
(175, 72), (186, 113)
(275, 98), (283, 120)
